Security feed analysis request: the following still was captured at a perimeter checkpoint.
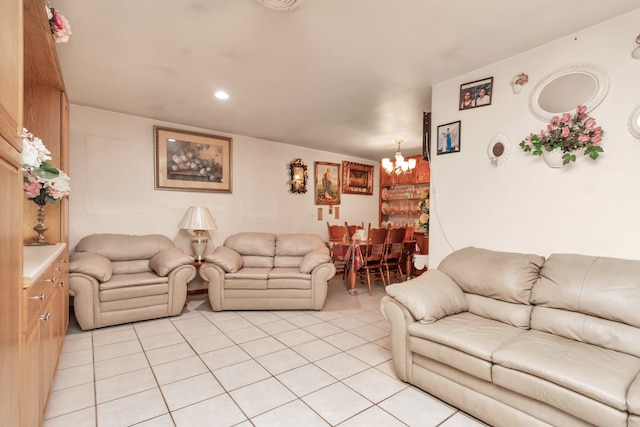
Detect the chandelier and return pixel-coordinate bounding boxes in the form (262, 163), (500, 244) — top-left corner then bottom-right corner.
(381, 139), (416, 175)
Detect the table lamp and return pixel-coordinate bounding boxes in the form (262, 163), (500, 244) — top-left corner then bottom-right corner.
(178, 206), (217, 262)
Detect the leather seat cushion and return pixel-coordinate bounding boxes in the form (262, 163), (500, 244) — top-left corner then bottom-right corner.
(99, 272), (168, 290)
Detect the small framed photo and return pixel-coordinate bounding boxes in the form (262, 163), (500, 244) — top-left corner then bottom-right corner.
(436, 121), (461, 155)
(315, 161), (340, 205)
(341, 161), (374, 195)
(423, 111), (431, 161)
(154, 126), (232, 193)
(459, 77), (493, 110)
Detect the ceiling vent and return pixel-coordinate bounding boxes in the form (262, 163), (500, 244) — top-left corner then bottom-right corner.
(255, 0), (302, 11)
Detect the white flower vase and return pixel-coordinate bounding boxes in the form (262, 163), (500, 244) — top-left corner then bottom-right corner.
(512, 83), (523, 94)
(542, 148), (566, 168)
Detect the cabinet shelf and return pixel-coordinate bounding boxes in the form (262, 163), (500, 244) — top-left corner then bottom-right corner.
(379, 155), (430, 229)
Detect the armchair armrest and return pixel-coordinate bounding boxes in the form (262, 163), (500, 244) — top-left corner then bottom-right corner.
(385, 269), (469, 324)
(70, 252), (113, 282)
(149, 247), (194, 276)
(204, 246), (243, 273)
(300, 247), (332, 273)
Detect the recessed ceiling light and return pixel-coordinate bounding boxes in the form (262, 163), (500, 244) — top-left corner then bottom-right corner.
(214, 90), (229, 100)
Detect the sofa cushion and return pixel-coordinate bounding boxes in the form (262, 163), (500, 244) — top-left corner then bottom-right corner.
(149, 247), (194, 276)
(386, 270), (468, 323)
(533, 253), (640, 329)
(492, 329), (640, 412)
(466, 294), (532, 329)
(70, 252), (113, 282)
(76, 233), (175, 261)
(299, 248), (332, 273)
(99, 272), (169, 290)
(225, 267), (271, 280)
(205, 246), (244, 273)
(438, 247), (544, 304)
(225, 232), (276, 257)
(628, 374), (640, 415)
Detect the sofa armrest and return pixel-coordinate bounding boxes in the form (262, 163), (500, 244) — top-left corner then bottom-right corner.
(300, 247), (332, 273)
(385, 269), (469, 324)
(380, 296), (416, 382)
(204, 246), (243, 273)
(149, 247), (194, 276)
(70, 252), (113, 282)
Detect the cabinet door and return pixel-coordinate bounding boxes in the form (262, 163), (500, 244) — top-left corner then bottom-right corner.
(415, 158), (430, 184)
(0, 0), (23, 147)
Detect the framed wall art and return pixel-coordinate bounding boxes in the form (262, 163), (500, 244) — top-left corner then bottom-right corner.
(154, 126), (232, 193)
(342, 161), (373, 195)
(436, 121), (461, 155)
(314, 161), (340, 205)
(459, 77), (493, 110)
(423, 111), (431, 161)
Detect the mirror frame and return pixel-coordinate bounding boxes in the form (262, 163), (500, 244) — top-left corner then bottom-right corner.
(628, 104), (640, 139)
(487, 133), (510, 166)
(529, 63), (610, 122)
(289, 158), (308, 194)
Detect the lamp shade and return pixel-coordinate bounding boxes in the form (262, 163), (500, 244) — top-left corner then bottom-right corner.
(178, 207), (217, 231)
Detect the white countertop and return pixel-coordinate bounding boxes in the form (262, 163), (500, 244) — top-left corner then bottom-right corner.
(23, 243), (66, 288)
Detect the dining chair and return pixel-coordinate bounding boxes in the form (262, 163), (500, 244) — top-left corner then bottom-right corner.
(358, 226), (388, 295)
(382, 226), (407, 286)
(327, 222), (348, 277)
(344, 221), (365, 240)
(327, 222), (347, 243)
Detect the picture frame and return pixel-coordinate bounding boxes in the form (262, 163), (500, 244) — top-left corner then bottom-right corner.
(423, 111), (431, 161)
(341, 161), (374, 195)
(459, 77), (493, 110)
(436, 121), (461, 155)
(154, 126), (232, 193)
(314, 161), (341, 205)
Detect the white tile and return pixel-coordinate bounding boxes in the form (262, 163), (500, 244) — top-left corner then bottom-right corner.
(152, 355), (208, 386)
(303, 321), (344, 338)
(303, 382), (372, 425)
(347, 342), (391, 366)
(96, 367), (157, 404)
(213, 359), (271, 391)
(375, 360), (402, 380)
(145, 342), (197, 366)
(225, 325), (269, 344)
(378, 387), (456, 426)
(257, 319), (298, 335)
(200, 345), (251, 371)
(133, 318), (177, 337)
(43, 407), (96, 427)
(92, 328), (138, 347)
(60, 335), (92, 353)
(172, 394), (246, 427)
(213, 316), (254, 332)
(252, 399), (330, 427)
(160, 372), (225, 411)
(292, 339), (341, 362)
(133, 413), (175, 427)
(175, 322), (221, 341)
(286, 313), (324, 327)
(330, 316), (368, 331)
(188, 332), (235, 354)
(240, 336), (287, 358)
(230, 377), (296, 418)
(342, 368), (407, 403)
(241, 311), (282, 324)
(353, 311), (386, 325)
(52, 363), (94, 391)
(322, 331), (367, 351)
(92, 323), (133, 336)
(441, 411), (491, 427)
(56, 348), (93, 370)
(338, 405), (406, 427)
(96, 388), (168, 427)
(93, 339), (143, 362)
(138, 330), (185, 351)
(44, 382), (95, 419)
(314, 352), (369, 380)
(350, 324), (389, 342)
(276, 364), (337, 397)
(255, 348), (309, 375)
(94, 352), (150, 380)
(273, 328), (317, 347)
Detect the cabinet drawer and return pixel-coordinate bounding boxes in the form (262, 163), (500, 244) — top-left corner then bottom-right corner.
(25, 278), (52, 323)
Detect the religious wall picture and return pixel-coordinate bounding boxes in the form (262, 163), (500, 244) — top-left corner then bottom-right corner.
(154, 126), (232, 192)
(315, 161), (341, 205)
(459, 77), (493, 110)
(436, 121), (461, 155)
(341, 161), (373, 195)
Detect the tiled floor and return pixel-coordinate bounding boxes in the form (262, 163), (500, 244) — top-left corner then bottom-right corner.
(43, 277), (487, 427)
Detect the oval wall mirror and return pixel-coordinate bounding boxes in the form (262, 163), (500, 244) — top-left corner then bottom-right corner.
(628, 104), (640, 139)
(529, 64), (609, 122)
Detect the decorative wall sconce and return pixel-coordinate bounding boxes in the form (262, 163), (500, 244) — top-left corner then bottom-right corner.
(289, 158), (308, 193)
(632, 33), (640, 59)
(487, 133), (511, 166)
(511, 72), (529, 94)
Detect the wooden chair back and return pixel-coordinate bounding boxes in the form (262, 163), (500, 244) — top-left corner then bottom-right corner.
(364, 226), (388, 263)
(327, 222), (347, 243)
(344, 221), (365, 239)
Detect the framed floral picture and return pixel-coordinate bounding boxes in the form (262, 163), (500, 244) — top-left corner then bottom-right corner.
(459, 77), (493, 110)
(436, 121), (461, 155)
(341, 161), (373, 195)
(154, 126), (232, 193)
(314, 161), (340, 205)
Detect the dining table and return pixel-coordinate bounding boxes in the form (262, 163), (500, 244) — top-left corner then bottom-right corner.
(329, 239), (368, 295)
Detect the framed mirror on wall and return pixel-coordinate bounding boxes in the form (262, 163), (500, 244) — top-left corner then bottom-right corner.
(529, 63), (609, 122)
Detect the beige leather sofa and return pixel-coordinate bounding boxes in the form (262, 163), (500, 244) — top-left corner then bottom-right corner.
(381, 247), (640, 427)
(69, 234), (196, 330)
(199, 232), (335, 311)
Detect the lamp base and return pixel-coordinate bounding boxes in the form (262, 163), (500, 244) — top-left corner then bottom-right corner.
(191, 230), (208, 262)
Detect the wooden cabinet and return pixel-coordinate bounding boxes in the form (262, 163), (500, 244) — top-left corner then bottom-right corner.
(379, 155), (430, 228)
(23, 245), (69, 426)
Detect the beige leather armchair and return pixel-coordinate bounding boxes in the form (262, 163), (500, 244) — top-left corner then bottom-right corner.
(69, 234), (196, 330)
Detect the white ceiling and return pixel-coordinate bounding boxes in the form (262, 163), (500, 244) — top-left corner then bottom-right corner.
(54, 0), (639, 161)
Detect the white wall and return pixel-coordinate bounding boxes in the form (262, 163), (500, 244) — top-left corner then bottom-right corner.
(68, 105), (380, 255)
(429, 9), (640, 266)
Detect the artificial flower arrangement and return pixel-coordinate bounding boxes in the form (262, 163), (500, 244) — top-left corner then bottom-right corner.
(519, 105), (604, 165)
(513, 73), (529, 86)
(414, 190), (430, 236)
(22, 128), (70, 206)
(46, 4), (72, 43)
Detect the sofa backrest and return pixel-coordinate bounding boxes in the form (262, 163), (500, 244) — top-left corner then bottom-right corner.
(438, 247), (545, 328)
(224, 232), (276, 267)
(531, 253), (640, 357)
(75, 234), (175, 274)
(274, 234), (326, 268)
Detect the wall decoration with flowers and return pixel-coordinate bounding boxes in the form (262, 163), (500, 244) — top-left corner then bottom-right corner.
(46, 3), (72, 43)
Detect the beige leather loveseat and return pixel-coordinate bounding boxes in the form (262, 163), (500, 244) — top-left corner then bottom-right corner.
(381, 247), (640, 427)
(199, 232), (335, 311)
(69, 234), (196, 330)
